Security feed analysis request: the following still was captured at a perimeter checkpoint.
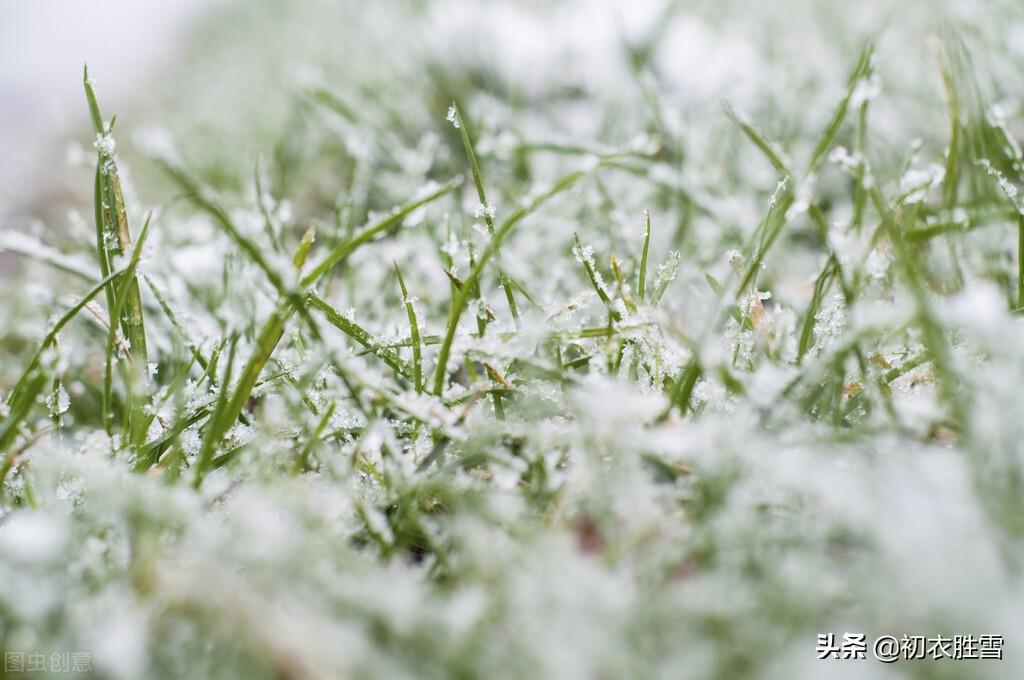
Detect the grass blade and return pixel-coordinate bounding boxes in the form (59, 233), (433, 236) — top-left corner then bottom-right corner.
(308, 293), (414, 382)
(638, 209), (651, 301)
(723, 102), (792, 176)
(797, 255), (838, 363)
(85, 67), (149, 366)
(302, 178), (462, 287)
(102, 213), (153, 441)
(2, 265), (129, 470)
(432, 167), (589, 395)
(394, 262), (423, 392)
(807, 42), (874, 174)
(193, 333), (239, 488)
(573, 233), (621, 321)
(448, 102), (520, 325)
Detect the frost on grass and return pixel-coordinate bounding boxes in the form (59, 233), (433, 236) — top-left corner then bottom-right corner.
(446, 104), (460, 129)
(3, 0), (1024, 678)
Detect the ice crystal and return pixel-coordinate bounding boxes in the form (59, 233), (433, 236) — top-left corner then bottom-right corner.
(474, 202), (497, 220)
(446, 104), (460, 128)
(93, 132), (116, 157)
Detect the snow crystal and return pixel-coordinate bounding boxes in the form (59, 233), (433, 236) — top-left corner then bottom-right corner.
(812, 294), (847, 353)
(768, 176), (789, 208)
(785, 173), (816, 220)
(572, 240), (610, 297)
(474, 202), (497, 220)
(441, 234), (461, 258)
(46, 383), (70, 417)
(898, 164), (945, 204)
(977, 159), (1023, 213)
(446, 104), (460, 128)
(94, 132), (117, 157)
(828, 145), (862, 173)
(227, 423), (256, 447)
(180, 427), (202, 458)
(850, 73), (882, 108)
(651, 251), (680, 296)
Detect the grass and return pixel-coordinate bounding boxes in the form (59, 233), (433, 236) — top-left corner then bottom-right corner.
(2, 2), (1024, 678)
(449, 102), (521, 326)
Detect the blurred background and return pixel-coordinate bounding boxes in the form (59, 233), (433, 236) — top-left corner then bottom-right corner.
(2, 0), (1021, 290)
(0, 0), (210, 224)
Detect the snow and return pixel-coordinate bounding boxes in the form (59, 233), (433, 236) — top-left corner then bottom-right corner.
(2, 0), (1024, 677)
(898, 164), (946, 203)
(850, 73), (882, 108)
(0, 512), (67, 563)
(93, 132), (117, 157)
(473, 202), (497, 220)
(446, 104), (460, 129)
(46, 383), (70, 417)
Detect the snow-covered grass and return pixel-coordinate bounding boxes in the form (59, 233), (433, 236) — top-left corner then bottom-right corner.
(3, 0), (1024, 677)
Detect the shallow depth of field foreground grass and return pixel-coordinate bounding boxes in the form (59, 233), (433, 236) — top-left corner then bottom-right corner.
(3, 0), (1024, 677)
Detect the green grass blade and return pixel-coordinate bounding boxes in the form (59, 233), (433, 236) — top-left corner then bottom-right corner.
(301, 178), (462, 287)
(638, 209), (651, 301)
(292, 401), (337, 475)
(102, 213), (153, 440)
(83, 65), (104, 134)
(797, 255), (838, 363)
(658, 360), (702, 421)
(0, 373), (48, 486)
(449, 102), (520, 325)
(308, 293), (414, 382)
(0, 233), (97, 283)
(738, 181), (795, 295)
(85, 69), (149, 366)
(723, 102), (792, 176)
(159, 159), (320, 337)
(807, 41), (874, 174)
(6, 266), (128, 411)
(143, 274), (211, 374)
(935, 44), (961, 210)
(394, 262), (423, 392)
(573, 233), (621, 321)
(193, 333), (239, 488)
(432, 168), (589, 395)
(2, 265), (130, 475)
